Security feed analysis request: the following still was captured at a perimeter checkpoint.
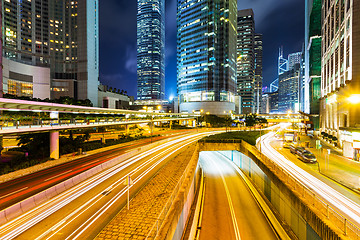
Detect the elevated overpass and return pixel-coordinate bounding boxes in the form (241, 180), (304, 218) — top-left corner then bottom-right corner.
(0, 98), (196, 159)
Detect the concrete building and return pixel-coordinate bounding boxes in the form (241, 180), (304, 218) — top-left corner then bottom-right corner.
(177, 0), (237, 115)
(320, 0), (360, 159)
(1, 0), (99, 105)
(269, 91), (279, 113)
(98, 84), (131, 109)
(137, 0), (165, 100)
(261, 93), (270, 114)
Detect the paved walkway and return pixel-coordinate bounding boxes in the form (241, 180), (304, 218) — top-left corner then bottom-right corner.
(96, 144), (197, 240)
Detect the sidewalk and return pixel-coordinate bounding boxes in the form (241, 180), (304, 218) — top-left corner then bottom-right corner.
(299, 135), (360, 193)
(96, 144), (197, 240)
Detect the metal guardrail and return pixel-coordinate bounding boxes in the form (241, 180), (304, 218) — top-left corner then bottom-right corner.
(145, 145), (199, 239)
(242, 140), (360, 239)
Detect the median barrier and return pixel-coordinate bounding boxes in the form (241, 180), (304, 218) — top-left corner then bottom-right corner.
(0, 139), (166, 225)
(20, 197), (36, 213)
(4, 203), (22, 222)
(0, 211), (6, 225)
(44, 188), (57, 200)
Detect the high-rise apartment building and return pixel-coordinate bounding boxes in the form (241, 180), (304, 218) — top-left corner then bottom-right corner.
(320, 0), (360, 159)
(1, 0), (99, 105)
(177, 0), (237, 115)
(254, 34), (263, 114)
(137, 0), (165, 100)
(236, 9), (255, 114)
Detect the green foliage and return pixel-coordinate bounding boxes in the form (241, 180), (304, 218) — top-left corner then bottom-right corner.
(243, 113), (267, 127)
(17, 133), (50, 159)
(201, 130), (268, 146)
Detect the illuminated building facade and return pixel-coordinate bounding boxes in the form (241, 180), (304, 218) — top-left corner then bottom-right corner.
(236, 9), (255, 114)
(320, 0), (360, 159)
(288, 52), (302, 70)
(137, 0), (165, 100)
(1, 0), (99, 105)
(177, 0), (237, 115)
(305, 0), (321, 128)
(254, 33), (263, 114)
(278, 64), (301, 113)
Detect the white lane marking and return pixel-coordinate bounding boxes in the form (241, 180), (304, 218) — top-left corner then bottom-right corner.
(44, 170), (73, 182)
(0, 187), (29, 200)
(208, 154), (242, 240)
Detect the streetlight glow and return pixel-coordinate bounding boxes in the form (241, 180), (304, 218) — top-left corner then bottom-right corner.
(348, 94), (360, 104)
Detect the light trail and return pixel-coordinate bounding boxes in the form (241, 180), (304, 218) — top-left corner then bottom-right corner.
(208, 154), (242, 240)
(0, 132), (213, 239)
(260, 131), (360, 228)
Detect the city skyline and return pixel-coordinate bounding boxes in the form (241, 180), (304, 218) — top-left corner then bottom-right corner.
(99, 0), (305, 99)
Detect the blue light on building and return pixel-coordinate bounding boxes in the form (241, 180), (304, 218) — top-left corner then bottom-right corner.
(137, 0), (165, 100)
(177, 0), (237, 115)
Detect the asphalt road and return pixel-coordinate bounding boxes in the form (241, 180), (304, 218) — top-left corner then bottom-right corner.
(0, 132), (191, 210)
(0, 132), (213, 239)
(199, 151), (278, 240)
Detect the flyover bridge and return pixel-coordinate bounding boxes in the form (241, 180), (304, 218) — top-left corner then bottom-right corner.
(0, 98), (196, 159)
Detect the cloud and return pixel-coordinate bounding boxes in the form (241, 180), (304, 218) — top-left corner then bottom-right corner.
(125, 46), (137, 73)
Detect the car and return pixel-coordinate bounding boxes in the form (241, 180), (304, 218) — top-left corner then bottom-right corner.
(290, 145), (305, 155)
(298, 150), (317, 163)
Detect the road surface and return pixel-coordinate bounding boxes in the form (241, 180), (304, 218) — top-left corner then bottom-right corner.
(199, 151), (279, 240)
(0, 132), (215, 239)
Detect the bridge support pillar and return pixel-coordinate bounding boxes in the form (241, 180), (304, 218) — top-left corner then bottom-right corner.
(125, 125), (130, 135)
(0, 135), (3, 156)
(169, 121), (172, 130)
(50, 131), (59, 160)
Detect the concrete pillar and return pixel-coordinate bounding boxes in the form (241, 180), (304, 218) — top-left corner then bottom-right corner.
(170, 121), (172, 129)
(50, 131), (59, 159)
(125, 125), (130, 135)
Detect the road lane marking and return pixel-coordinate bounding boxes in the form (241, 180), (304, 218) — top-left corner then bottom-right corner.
(209, 155), (241, 240)
(44, 170), (73, 182)
(0, 187), (29, 200)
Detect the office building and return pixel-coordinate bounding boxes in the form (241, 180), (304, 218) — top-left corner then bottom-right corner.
(269, 91), (279, 113)
(49, 1), (99, 106)
(288, 52), (302, 70)
(278, 64), (301, 113)
(137, 0), (165, 100)
(254, 34), (263, 114)
(177, 0), (237, 115)
(1, 0), (99, 105)
(305, 0), (321, 130)
(278, 47), (288, 76)
(236, 9), (255, 114)
(320, 0), (360, 159)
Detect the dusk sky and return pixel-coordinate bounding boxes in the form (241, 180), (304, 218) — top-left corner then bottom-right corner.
(99, 0), (305, 99)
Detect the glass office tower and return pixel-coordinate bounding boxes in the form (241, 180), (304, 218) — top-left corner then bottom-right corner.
(137, 0), (165, 100)
(177, 0), (237, 115)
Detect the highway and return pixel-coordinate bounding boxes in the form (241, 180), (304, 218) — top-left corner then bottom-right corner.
(259, 130), (360, 233)
(199, 151), (280, 240)
(0, 131), (215, 239)
(0, 132), (192, 210)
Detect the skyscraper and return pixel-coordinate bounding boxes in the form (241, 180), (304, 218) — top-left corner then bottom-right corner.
(305, 0), (321, 121)
(288, 52), (302, 70)
(278, 64), (301, 113)
(236, 9), (255, 114)
(278, 47), (288, 76)
(1, 0), (99, 105)
(137, 0), (165, 100)
(254, 34), (263, 114)
(177, 0), (237, 115)
(320, 0), (360, 159)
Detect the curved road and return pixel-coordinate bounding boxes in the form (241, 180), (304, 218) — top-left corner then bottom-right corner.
(0, 132), (192, 210)
(199, 151), (279, 240)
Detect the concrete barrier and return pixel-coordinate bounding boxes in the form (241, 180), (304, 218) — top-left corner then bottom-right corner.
(0, 139), (165, 225)
(156, 146), (200, 240)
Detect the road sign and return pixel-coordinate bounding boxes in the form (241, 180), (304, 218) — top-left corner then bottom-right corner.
(316, 140), (321, 149)
(123, 175), (133, 186)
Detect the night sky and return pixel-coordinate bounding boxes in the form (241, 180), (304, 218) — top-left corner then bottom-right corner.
(99, 0), (305, 99)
